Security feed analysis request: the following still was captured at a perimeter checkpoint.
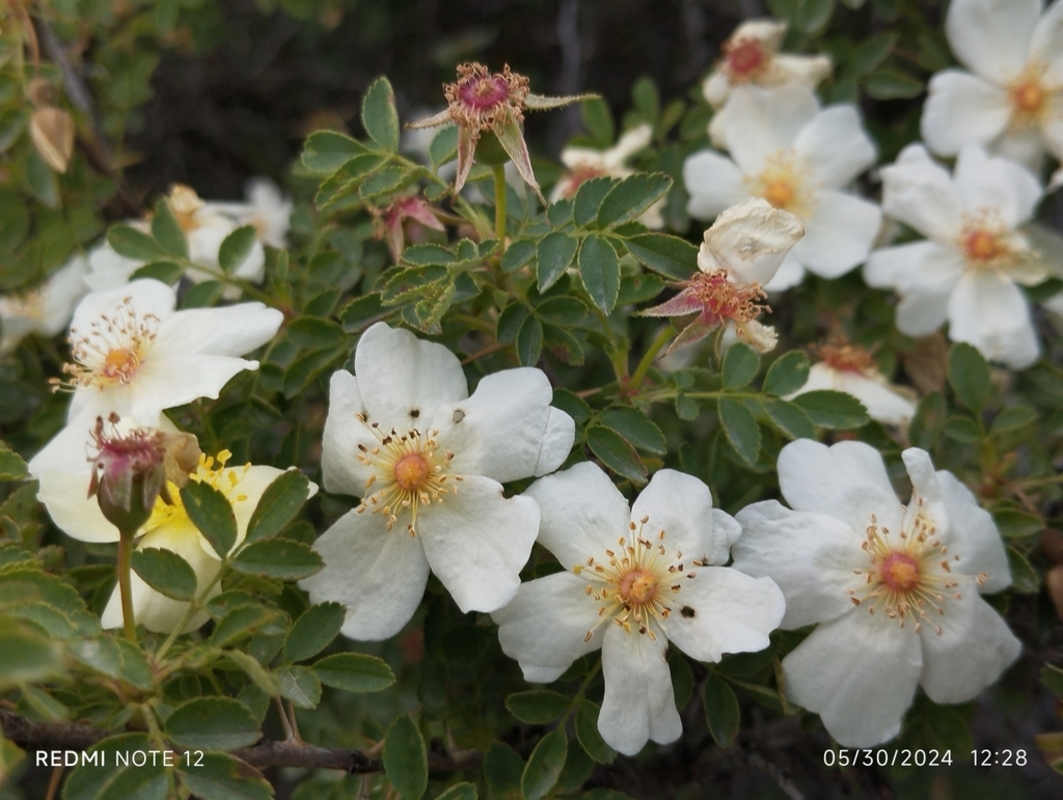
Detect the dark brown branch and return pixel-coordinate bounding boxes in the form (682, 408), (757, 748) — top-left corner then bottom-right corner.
(1, 711), (481, 774)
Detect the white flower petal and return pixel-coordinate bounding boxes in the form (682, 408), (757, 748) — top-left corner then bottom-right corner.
(435, 368), (574, 483)
(918, 590), (1021, 704)
(321, 370), (377, 495)
(762, 251), (806, 292)
(121, 354), (260, 424)
(71, 279), (176, 332)
(792, 105), (877, 188)
(701, 71), (730, 107)
(700, 198), (805, 286)
(732, 501), (866, 629)
(768, 53), (833, 90)
(354, 323), (468, 427)
(712, 86), (820, 176)
(492, 571), (606, 683)
(947, 270), (1040, 369)
(996, 127), (1049, 172)
(150, 303), (282, 359)
(880, 144), (963, 241)
(864, 242), (965, 336)
(301, 508), (431, 641)
(777, 439), (904, 536)
(417, 475), (539, 614)
(660, 566), (784, 662)
(599, 624), (681, 755)
(935, 470), (1012, 593)
(709, 508), (742, 566)
(783, 609), (922, 747)
(38, 469), (119, 543)
(525, 462), (632, 570)
(921, 70), (1011, 156)
(1030, 0), (1063, 82)
(683, 151), (748, 220)
(832, 371), (917, 426)
(953, 145), (1042, 228)
(629, 469), (717, 562)
(793, 190), (881, 278)
(945, 0), (1040, 83)
(605, 124), (653, 168)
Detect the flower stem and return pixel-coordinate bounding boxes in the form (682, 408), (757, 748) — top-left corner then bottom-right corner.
(492, 164), (507, 253)
(116, 529), (137, 643)
(628, 325), (676, 395)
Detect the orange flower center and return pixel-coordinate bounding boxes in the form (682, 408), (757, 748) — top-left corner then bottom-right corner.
(879, 552), (920, 593)
(762, 179), (795, 210)
(56, 295), (159, 392)
(726, 39), (768, 79)
(817, 341), (876, 374)
(618, 568), (658, 606)
(963, 228), (1006, 265)
(103, 348), (138, 380)
(393, 453), (431, 492)
(1009, 78), (1046, 123)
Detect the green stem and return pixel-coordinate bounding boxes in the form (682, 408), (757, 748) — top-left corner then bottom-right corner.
(492, 164), (507, 253)
(628, 326), (676, 395)
(154, 566), (228, 662)
(116, 530), (137, 643)
(560, 660), (603, 728)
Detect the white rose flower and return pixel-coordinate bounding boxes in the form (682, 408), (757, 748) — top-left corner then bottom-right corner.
(0, 254), (89, 355)
(732, 440), (1021, 747)
(639, 198), (803, 353)
(785, 339), (917, 426)
(921, 0), (1063, 172)
(300, 323), (575, 641)
(863, 143), (1058, 370)
(38, 430), (311, 633)
(27, 279), (282, 475)
(551, 124), (664, 228)
(205, 177), (293, 249)
(701, 19), (832, 109)
(493, 463), (785, 756)
(684, 85), (881, 290)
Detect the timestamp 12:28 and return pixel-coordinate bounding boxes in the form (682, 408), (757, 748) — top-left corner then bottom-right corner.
(972, 749), (1028, 767)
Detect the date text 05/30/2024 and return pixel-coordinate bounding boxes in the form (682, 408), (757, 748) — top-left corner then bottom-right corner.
(823, 749), (1030, 767)
(35, 749), (205, 768)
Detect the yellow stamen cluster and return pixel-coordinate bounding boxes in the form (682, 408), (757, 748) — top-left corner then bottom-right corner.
(690, 269), (770, 328)
(814, 336), (876, 374)
(572, 517), (702, 641)
(752, 155), (809, 216)
(1007, 64), (1051, 128)
(144, 450), (251, 534)
(846, 499), (988, 635)
(957, 211), (1024, 272)
(354, 414), (458, 536)
(55, 295), (158, 392)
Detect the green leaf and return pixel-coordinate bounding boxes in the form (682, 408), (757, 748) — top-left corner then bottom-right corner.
(522, 728), (568, 800)
(762, 398), (816, 440)
(313, 652), (395, 692)
(401, 243), (456, 265)
(211, 605), (285, 649)
(600, 406), (667, 455)
(62, 733), (172, 800)
(703, 674), (740, 747)
(552, 388), (591, 425)
(536, 296), (588, 326)
(384, 713), (428, 799)
(0, 441), (28, 480)
(1006, 547), (1039, 593)
(288, 316), (346, 350)
(108, 224), (167, 261)
(796, 0), (835, 32)
(573, 177), (618, 228)
(275, 664), (322, 709)
(484, 742), (523, 798)
(944, 415), (981, 443)
(380, 265), (449, 305)
(0, 619), (62, 687)
(536, 232), (579, 291)
(362, 77), (400, 151)
(131, 547), (197, 602)
(437, 784), (478, 800)
(151, 199), (188, 259)
(26, 150), (58, 207)
(182, 280), (225, 308)
(339, 292), (389, 332)
(429, 125), (458, 167)
(580, 97), (614, 143)
(181, 481), (238, 559)
(177, 752), (273, 800)
(990, 406), (1038, 434)
(222, 649), (282, 696)
(165, 697), (261, 751)
(1041, 664), (1063, 698)
(130, 261), (184, 284)
(516, 314), (543, 367)
(302, 130), (368, 173)
(587, 425), (646, 482)
(864, 68), (924, 99)
(284, 602), (346, 663)
(992, 509), (1042, 539)
(245, 469), (312, 544)
(722, 343), (759, 388)
(850, 32), (897, 76)
(718, 397), (761, 467)
(219, 226), (258, 274)
(505, 690), (570, 724)
(231, 539), (323, 581)
(909, 391), (946, 449)
(596, 173), (671, 229)
(502, 238), (536, 273)
(543, 324), (584, 364)
(622, 233), (697, 280)
(948, 342), (991, 414)
(578, 235), (621, 315)
(762, 351), (810, 396)
(575, 700), (616, 764)
(791, 390), (869, 429)
(497, 302), (529, 344)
